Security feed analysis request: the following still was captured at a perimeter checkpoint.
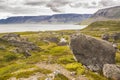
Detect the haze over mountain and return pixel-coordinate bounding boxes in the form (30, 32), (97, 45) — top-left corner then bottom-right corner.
(82, 6), (120, 24)
(0, 14), (91, 24)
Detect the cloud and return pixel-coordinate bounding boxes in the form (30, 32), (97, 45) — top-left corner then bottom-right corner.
(70, 2), (90, 8)
(69, 0), (100, 9)
(0, 0), (120, 19)
(46, 0), (73, 12)
(99, 0), (120, 7)
(24, 0), (50, 6)
(50, 7), (64, 12)
(69, 0), (120, 9)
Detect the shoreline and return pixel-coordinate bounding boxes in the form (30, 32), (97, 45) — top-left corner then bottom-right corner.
(0, 24), (88, 33)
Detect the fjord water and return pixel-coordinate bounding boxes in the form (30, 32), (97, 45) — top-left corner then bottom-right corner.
(0, 24), (87, 33)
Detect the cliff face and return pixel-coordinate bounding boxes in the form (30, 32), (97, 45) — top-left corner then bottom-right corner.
(81, 6), (120, 25)
(92, 6), (120, 19)
(0, 14), (91, 24)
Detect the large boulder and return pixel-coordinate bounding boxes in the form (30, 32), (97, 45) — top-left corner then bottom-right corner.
(70, 33), (116, 72)
(103, 64), (120, 80)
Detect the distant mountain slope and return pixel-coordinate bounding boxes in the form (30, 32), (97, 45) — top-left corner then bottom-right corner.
(0, 14), (92, 24)
(92, 6), (120, 19)
(81, 6), (120, 24)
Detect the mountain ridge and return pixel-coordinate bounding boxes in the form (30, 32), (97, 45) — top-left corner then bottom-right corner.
(92, 6), (120, 19)
(81, 6), (120, 25)
(0, 13), (92, 24)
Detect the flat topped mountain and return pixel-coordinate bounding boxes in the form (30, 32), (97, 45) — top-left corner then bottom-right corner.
(0, 14), (91, 24)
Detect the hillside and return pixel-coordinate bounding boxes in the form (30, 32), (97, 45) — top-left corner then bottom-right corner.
(81, 6), (120, 24)
(82, 20), (120, 31)
(81, 20), (120, 38)
(0, 14), (91, 24)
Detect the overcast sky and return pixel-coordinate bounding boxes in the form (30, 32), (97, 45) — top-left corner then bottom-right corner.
(0, 0), (120, 19)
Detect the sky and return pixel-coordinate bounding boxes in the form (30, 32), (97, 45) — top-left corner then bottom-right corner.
(0, 0), (120, 19)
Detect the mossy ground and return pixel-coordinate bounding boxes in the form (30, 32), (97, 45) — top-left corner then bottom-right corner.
(0, 21), (120, 80)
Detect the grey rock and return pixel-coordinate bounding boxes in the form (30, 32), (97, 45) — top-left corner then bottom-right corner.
(112, 32), (120, 41)
(13, 48), (31, 57)
(1, 33), (40, 57)
(101, 33), (110, 41)
(103, 64), (120, 80)
(44, 37), (59, 43)
(70, 33), (116, 72)
(0, 46), (6, 50)
(9, 40), (40, 51)
(1, 33), (20, 41)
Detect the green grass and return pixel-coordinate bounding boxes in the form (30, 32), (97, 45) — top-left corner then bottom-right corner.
(65, 62), (85, 75)
(48, 46), (70, 56)
(3, 53), (18, 61)
(0, 21), (120, 80)
(57, 55), (75, 64)
(0, 63), (34, 79)
(82, 21), (120, 31)
(54, 74), (69, 80)
(15, 68), (51, 78)
(116, 52), (120, 65)
(85, 71), (109, 80)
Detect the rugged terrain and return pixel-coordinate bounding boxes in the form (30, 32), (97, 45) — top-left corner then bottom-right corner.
(0, 20), (120, 80)
(81, 6), (120, 24)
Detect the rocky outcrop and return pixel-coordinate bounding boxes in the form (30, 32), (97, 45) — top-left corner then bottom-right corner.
(111, 32), (120, 41)
(101, 32), (120, 42)
(70, 33), (116, 72)
(1, 33), (40, 57)
(9, 40), (40, 51)
(0, 46), (5, 50)
(103, 64), (120, 80)
(1, 33), (21, 41)
(39, 36), (59, 44)
(101, 33), (110, 41)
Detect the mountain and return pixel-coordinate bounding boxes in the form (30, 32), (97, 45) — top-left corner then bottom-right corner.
(0, 14), (92, 24)
(92, 6), (120, 19)
(81, 6), (120, 25)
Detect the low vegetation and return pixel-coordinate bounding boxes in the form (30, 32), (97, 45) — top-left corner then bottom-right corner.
(65, 62), (85, 75)
(0, 20), (119, 80)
